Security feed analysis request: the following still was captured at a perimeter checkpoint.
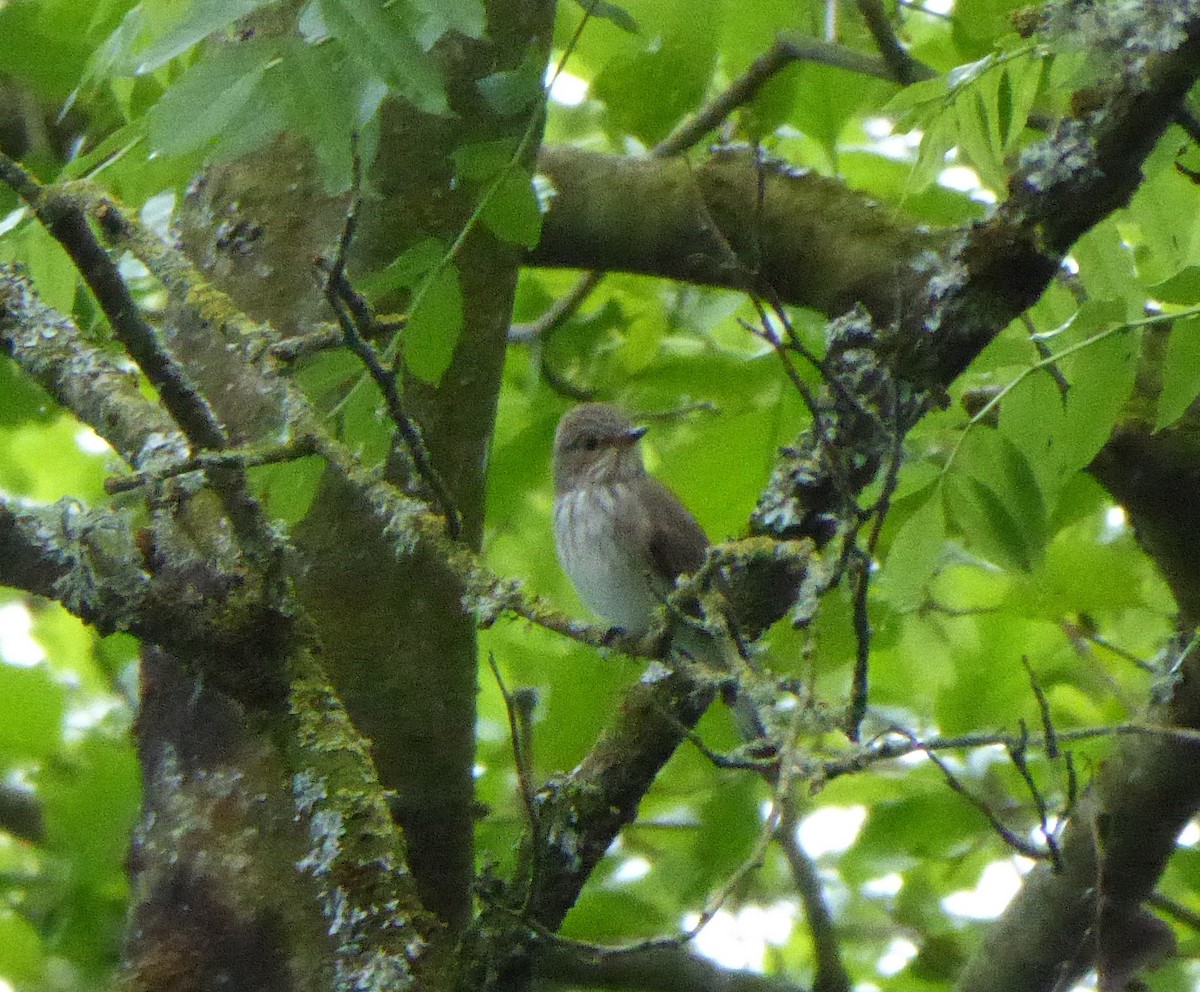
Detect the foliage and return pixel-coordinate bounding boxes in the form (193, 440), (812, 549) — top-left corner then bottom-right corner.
(1, 0), (1199, 991)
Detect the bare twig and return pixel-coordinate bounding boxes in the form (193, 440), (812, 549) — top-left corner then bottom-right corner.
(1062, 618), (1158, 675)
(494, 699), (809, 963)
(818, 722), (1200, 786)
(1005, 721), (1064, 871)
(322, 151), (463, 539)
(1023, 658), (1059, 759)
(487, 654), (540, 831)
(105, 437), (320, 494)
(1021, 313), (1071, 397)
(270, 325), (347, 362)
(855, 0), (936, 85)
(509, 272), (604, 343)
(515, 19), (927, 379)
(777, 800), (851, 992)
(1148, 891), (1200, 932)
(900, 727), (1049, 860)
(846, 389), (903, 742)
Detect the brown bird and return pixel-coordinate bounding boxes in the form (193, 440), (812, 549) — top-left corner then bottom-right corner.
(552, 403), (764, 738)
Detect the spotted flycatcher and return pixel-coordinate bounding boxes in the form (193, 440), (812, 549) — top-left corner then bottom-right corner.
(553, 403), (764, 738)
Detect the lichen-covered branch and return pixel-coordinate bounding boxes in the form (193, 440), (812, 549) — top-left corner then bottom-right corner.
(0, 264), (186, 469)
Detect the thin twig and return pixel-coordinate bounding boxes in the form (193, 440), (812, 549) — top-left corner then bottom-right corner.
(855, 0), (936, 85)
(487, 654), (540, 831)
(777, 800), (851, 992)
(1023, 657), (1059, 759)
(270, 325), (348, 362)
(901, 728), (1049, 860)
(322, 150), (463, 539)
(1005, 721), (1064, 871)
(846, 388), (903, 742)
(519, 703), (810, 961)
(738, 317), (820, 423)
(515, 21), (912, 376)
(818, 722), (1200, 784)
(845, 547), (873, 743)
(1021, 313), (1071, 398)
(105, 437), (320, 494)
(1062, 619), (1157, 675)
(509, 272), (604, 343)
(1148, 891), (1200, 932)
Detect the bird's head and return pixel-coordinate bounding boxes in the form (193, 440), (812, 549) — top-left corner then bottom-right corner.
(553, 403), (648, 492)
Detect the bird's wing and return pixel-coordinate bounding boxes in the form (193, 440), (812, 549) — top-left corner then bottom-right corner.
(641, 477), (709, 583)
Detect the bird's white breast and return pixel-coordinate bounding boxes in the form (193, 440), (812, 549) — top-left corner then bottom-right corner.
(554, 485), (661, 635)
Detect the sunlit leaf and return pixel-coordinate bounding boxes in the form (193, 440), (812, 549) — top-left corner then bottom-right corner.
(0, 663), (65, 760)
(120, 0), (278, 74)
(877, 486), (946, 611)
(1059, 323), (1138, 472)
(317, 0), (447, 114)
(145, 39), (280, 156)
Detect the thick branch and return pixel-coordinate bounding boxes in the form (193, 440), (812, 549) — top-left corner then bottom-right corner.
(530, 146), (948, 327)
(0, 264), (185, 468)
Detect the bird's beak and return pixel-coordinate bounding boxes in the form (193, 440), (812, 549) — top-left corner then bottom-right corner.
(621, 425), (648, 445)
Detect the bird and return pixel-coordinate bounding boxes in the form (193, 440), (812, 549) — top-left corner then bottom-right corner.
(552, 402), (765, 739)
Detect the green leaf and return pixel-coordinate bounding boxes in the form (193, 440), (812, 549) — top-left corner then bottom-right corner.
(953, 67), (1005, 190)
(947, 473), (1033, 571)
(1001, 57), (1042, 154)
(145, 39), (280, 157)
(789, 61), (873, 163)
(0, 662), (66, 760)
(40, 735), (140, 885)
(360, 237), (448, 299)
(998, 368), (1065, 500)
(405, 263), (463, 384)
(880, 72), (950, 128)
(273, 38), (379, 192)
(254, 456), (327, 526)
(22, 222), (80, 316)
(877, 486), (946, 611)
(0, 358), (55, 428)
(121, 0), (279, 74)
(317, 0), (447, 114)
(0, 909), (43, 988)
(592, 12), (718, 145)
(1157, 314), (1200, 430)
(908, 113), (957, 195)
(953, 429), (1048, 571)
(453, 139), (519, 180)
(481, 169), (544, 248)
(1059, 323), (1137, 472)
(478, 49), (545, 115)
(1148, 266), (1200, 304)
(850, 791), (981, 880)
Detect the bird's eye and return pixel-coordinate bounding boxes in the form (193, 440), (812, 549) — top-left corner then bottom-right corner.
(581, 436), (600, 451)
